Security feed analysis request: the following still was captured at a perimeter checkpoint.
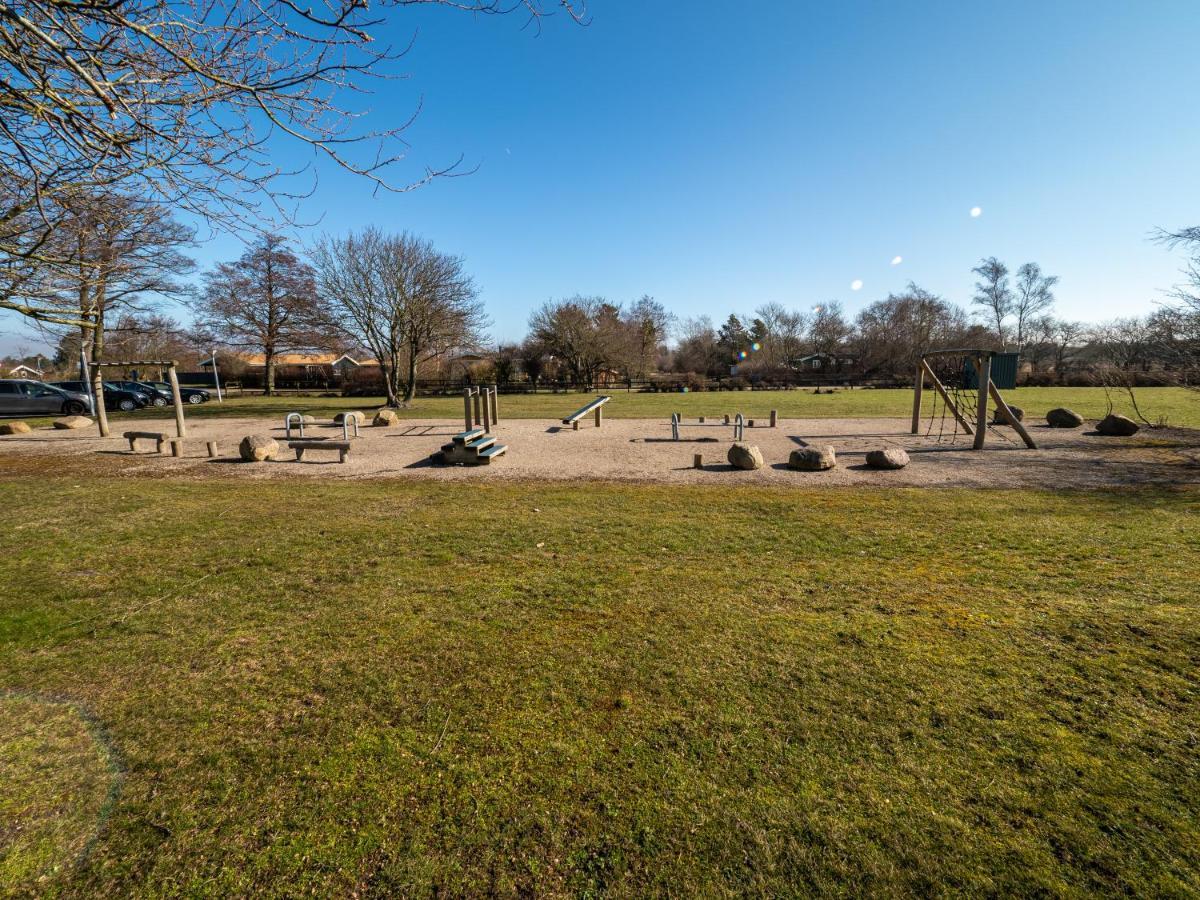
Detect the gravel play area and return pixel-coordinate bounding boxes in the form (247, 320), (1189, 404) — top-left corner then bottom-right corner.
(2, 413), (1198, 489)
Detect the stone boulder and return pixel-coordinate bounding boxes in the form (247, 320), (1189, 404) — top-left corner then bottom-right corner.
(52, 416), (92, 430)
(239, 434), (280, 462)
(992, 404), (1024, 424)
(0, 421), (31, 435)
(727, 442), (764, 470)
(1096, 413), (1140, 437)
(788, 446), (837, 471)
(300, 414), (317, 425)
(373, 409), (401, 427)
(1046, 407), (1084, 428)
(865, 447), (910, 470)
(333, 411), (364, 425)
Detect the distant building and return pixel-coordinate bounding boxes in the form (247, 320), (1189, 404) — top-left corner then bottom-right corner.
(794, 352), (858, 374)
(7, 364), (42, 379)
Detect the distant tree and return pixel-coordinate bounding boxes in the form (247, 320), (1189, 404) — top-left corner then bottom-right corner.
(1153, 226), (1200, 385)
(1012, 262), (1058, 352)
(622, 295), (674, 380)
(493, 344), (518, 385)
(809, 302), (853, 356)
(518, 341), (548, 388)
(672, 316), (724, 377)
(197, 234), (324, 395)
(854, 284), (974, 378)
(717, 314), (750, 361)
(311, 229), (487, 406)
(971, 257), (1014, 349)
(754, 302), (808, 368)
(528, 296), (619, 387)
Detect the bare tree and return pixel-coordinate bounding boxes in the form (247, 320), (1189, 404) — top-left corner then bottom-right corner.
(311, 228), (487, 405)
(1012, 262), (1058, 352)
(971, 257), (1013, 349)
(197, 235), (324, 395)
(621, 295), (674, 380)
(528, 296), (619, 388)
(755, 302), (808, 368)
(854, 284), (980, 378)
(809, 302), (853, 356)
(0, 0), (585, 327)
(1153, 226), (1200, 385)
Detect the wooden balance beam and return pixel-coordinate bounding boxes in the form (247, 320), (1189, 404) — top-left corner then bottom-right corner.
(562, 395), (612, 429)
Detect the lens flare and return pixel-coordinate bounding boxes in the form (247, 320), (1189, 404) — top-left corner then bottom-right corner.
(850, 279), (863, 291)
(751, 342), (761, 352)
(970, 206), (982, 218)
(737, 350), (747, 360)
(891, 256), (903, 266)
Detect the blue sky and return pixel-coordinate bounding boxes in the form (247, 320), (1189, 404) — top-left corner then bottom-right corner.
(4, 0), (1200, 354)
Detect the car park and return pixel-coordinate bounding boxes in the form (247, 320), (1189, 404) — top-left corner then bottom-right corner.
(0, 379), (91, 417)
(112, 380), (173, 407)
(147, 381), (212, 404)
(51, 381), (150, 412)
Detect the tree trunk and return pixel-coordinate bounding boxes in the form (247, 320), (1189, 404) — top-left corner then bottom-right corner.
(264, 350), (275, 396)
(403, 353), (418, 403)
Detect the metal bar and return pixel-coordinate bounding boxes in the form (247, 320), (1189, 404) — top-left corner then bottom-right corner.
(285, 412), (304, 439)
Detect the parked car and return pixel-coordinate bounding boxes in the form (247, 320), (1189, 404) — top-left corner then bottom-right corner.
(147, 381), (212, 405)
(112, 380), (172, 407)
(51, 381), (150, 412)
(0, 379), (91, 417)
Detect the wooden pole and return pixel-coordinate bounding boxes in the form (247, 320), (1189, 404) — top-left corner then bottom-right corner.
(770, 409), (778, 428)
(490, 384), (499, 423)
(473, 391), (482, 429)
(167, 365), (187, 438)
(988, 382), (1038, 449)
(481, 389), (491, 433)
(594, 404), (602, 428)
(921, 359), (974, 434)
(693, 453), (703, 469)
(463, 389), (472, 432)
(90, 359), (110, 437)
(911, 362), (924, 434)
(973, 354), (991, 450)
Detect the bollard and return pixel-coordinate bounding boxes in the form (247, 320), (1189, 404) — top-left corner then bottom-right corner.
(206, 441), (219, 458)
(770, 409), (778, 428)
(693, 453), (703, 469)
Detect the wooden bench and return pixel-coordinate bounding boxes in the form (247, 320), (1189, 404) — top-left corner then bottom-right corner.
(124, 431), (169, 453)
(289, 440), (352, 463)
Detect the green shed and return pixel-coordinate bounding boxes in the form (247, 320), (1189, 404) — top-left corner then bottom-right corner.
(963, 352), (1020, 390)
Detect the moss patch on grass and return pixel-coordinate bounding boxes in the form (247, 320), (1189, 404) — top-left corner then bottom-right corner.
(1, 479), (1198, 895)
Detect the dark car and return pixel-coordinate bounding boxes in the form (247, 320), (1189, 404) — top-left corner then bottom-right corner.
(51, 381), (150, 413)
(112, 380), (172, 407)
(0, 379), (91, 417)
(148, 381), (211, 405)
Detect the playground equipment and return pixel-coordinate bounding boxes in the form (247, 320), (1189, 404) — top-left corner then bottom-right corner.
(671, 411), (764, 442)
(284, 411), (361, 440)
(434, 428), (508, 466)
(464, 385), (499, 433)
(88, 358), (188, 439)
(912, 349), (1036, 450)
(289, 440), (352, 463)
(124, 430), (184, 457)
(562, 395), (611, 429)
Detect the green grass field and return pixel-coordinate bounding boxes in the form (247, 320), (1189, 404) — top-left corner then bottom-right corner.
(3, 477), (1198, 895)
(68, 385), (1200, 429)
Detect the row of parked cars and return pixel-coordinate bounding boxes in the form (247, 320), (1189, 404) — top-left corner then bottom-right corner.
(0, 379), (211, 417)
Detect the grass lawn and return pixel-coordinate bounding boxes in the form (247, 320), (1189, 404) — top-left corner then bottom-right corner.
(2, 478), (1198, 895)
(61, 385), (1200, 429)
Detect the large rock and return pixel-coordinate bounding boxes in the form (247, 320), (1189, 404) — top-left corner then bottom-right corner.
(1046, 407), (1084, 428)
(52, 416), (92, 430)
(788, 445), (837, 471)
(333, 411), (364, 425)
(239, 434), (280, 462)
(865, 447), (910, 470)
(300, 414), (317, 425)
(1096, 413), (1140, 436)
(727, 442), (764, 470)
(992, 404), (1024, 424)
(373, 409), (401, 427)
(0, 421), (31, 435)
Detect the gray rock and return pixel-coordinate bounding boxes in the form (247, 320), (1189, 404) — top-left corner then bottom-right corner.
(52, 416), (92, 430)
(333, 411), (364, 425)
(300, 414), (317, 425)
(727, 442), (764, 470)
(865, 447), (910, 469)
(1046, 407), (1084, 428)
(1096, 413), (1139, 436)
(0, 421), (31, 435)
(239, 434), (280, 461)
(788, 445), (837, 471)
(373, 409), (400, 427)
(992, 404), (1024, 424)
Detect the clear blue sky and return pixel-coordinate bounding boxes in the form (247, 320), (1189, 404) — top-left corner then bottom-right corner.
(4, 0), (1200, 354)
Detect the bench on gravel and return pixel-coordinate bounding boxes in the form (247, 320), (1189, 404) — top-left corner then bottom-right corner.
(289, 439), (352, 463)
(561, 395), (612, 430)
(124, 431), (178, 454)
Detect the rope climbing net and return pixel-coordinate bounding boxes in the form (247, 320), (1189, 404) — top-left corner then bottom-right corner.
(911, 349), (1037, 451)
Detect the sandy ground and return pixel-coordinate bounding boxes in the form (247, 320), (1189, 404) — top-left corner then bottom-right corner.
(2, 413), (1199, 490)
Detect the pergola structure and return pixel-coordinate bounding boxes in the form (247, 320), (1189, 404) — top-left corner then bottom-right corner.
(89, 360), (188, 439)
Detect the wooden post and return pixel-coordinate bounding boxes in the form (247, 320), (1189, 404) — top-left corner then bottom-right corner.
(166, 365), (187, 438)
(463, 389), (472, 432)
(481, 389), (491, 433)
(490, 384), (499, 423)
(693, 453), (703, 469)
(770, 409), (778, 428)
(594, 404), (602, 428)
(911, 362), (924, 434)
(573, 420), (579, 431)
(91, 364), (110, 437)
(973, 354), (991, 451)
(988, 382), (1038, 449)
(723, 414), (730, 425)
(170, 440), (182, 458)
(473, 391), (482, 430)
(699, 416), (705, 423)
(206, 441), (219, 458)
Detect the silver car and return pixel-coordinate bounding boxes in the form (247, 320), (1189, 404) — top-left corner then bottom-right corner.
(0, 379), (91, 417)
